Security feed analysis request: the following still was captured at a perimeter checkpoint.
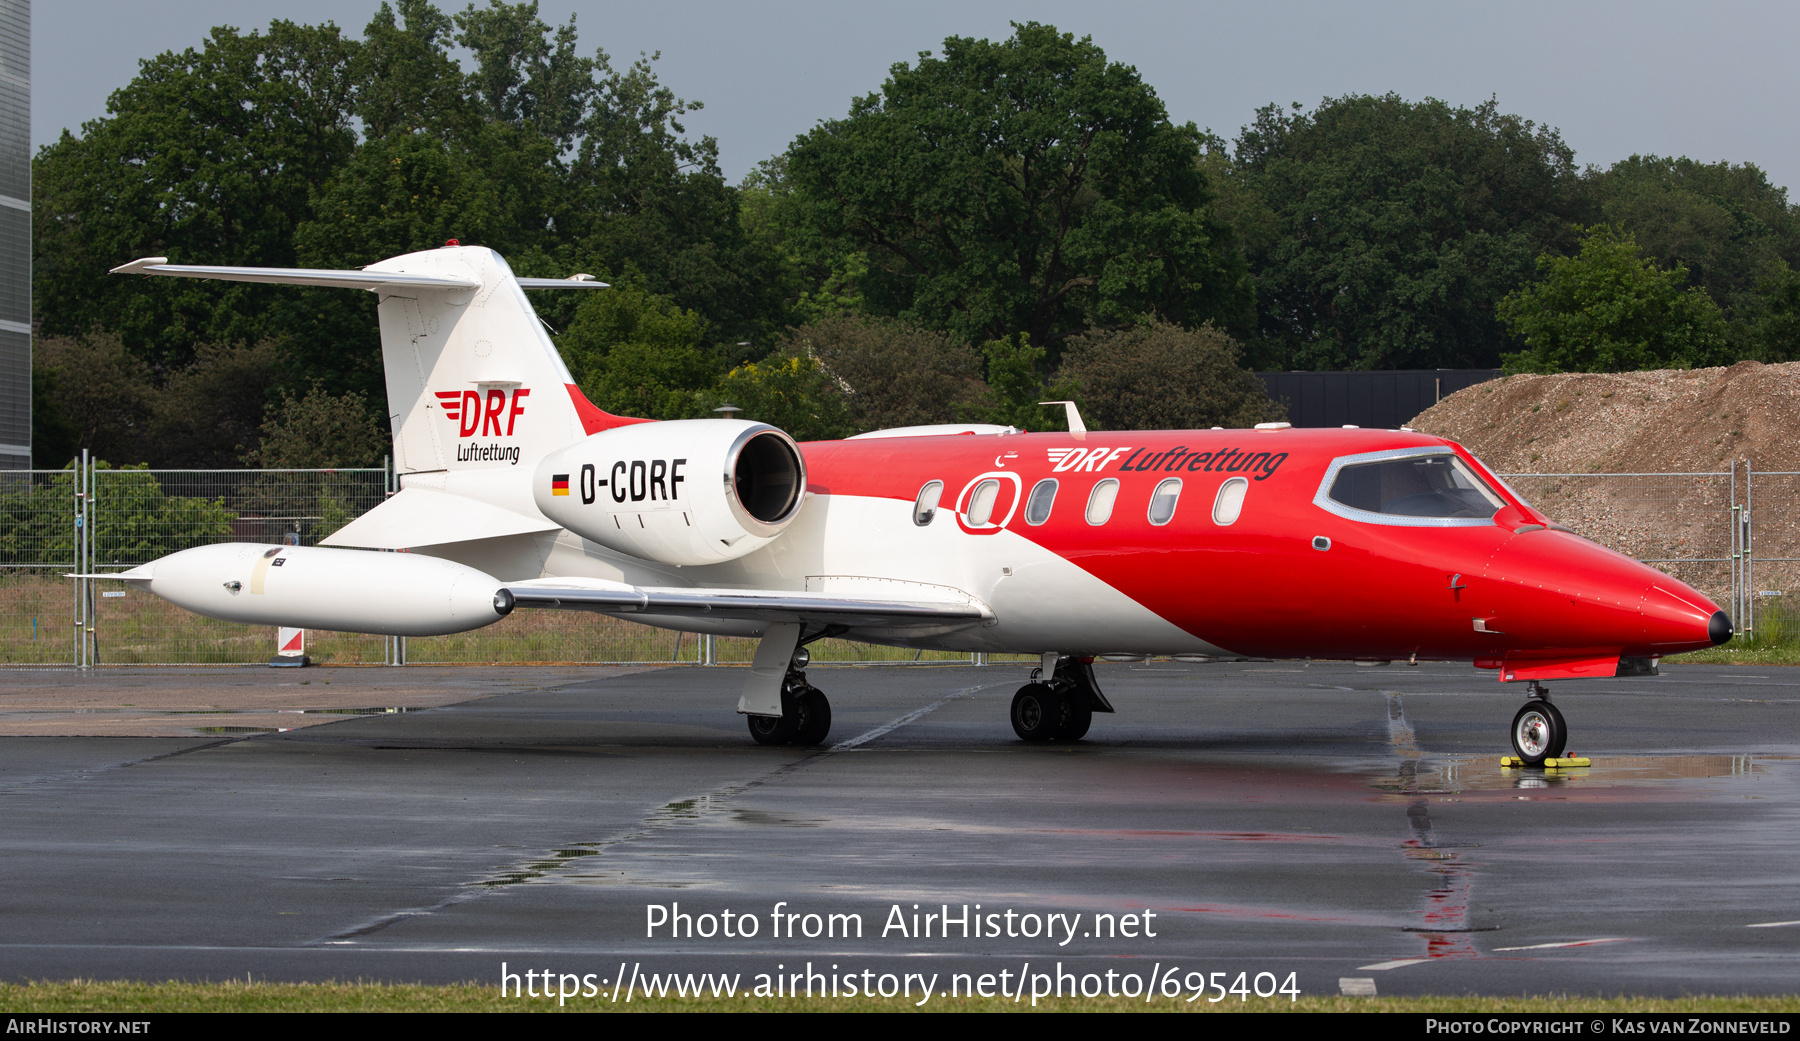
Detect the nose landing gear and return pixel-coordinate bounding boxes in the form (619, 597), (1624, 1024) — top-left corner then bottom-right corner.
(1509, 681), (1567, 767)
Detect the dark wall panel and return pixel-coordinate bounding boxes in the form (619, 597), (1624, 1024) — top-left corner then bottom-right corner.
(1256, 370), (1503, 429)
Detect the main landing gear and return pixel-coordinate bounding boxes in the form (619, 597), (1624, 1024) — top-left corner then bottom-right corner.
(1012, 655), (1115, 743)
(1509, 680), (1567, 767)
(747, 646), (832, 747)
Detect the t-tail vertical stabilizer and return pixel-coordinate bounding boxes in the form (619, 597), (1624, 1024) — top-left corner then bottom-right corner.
(109, 245), (642, 477)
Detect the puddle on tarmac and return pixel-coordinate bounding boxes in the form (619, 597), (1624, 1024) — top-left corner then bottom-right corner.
(1369, 753), (1780, 795)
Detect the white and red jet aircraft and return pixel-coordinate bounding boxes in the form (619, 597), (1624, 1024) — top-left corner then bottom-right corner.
(102, 245), (1732, 765)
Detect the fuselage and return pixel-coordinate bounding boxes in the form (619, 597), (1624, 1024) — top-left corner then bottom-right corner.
(650, 426), (1722, 665)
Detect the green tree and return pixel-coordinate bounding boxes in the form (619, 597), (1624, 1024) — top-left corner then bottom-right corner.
(31, 333), (155, 465)
(784, 22), (1250, 353)
(703, 356), (853, 443)
(245, 385), (388, 468)
(32, 21), (359, 367)
(556, 285), (718, 419)
(976, 337), (1078, 432)
(351, 0), (470, 139)
(782, 314), (987, 433)
(1589, 155), (1800, 323)
(1498, 225), (1727, 373)
(1058, 321), (1283, 430)
(146, 340), (281, 468)
(1233, 94), (1586, 370)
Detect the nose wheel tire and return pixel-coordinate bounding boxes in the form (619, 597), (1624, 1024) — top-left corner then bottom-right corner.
(747, 685), (832, 747)
(1510, 699), (1567, 766)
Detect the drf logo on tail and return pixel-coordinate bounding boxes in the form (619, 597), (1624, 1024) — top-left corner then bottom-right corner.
(437, 388), (530, 437)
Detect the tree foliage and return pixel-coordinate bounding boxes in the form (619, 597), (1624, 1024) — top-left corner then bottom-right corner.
(1233, 94), (1586, 370)
(1589, 156), (1800, 323)
(1058, 322), (1283, 430)
(782, 315), (987, 433)
(31, 13), (1800, 466)
(556, 285), (716, 420)
(704, 356), (853, 443)
(33, 21), (358, 367)
(785, 22), (1250, 352)
(1498, 225), (1727, 373)
(246, 385), (388, 469)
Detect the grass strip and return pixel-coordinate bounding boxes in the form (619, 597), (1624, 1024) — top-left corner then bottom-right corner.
(3, 981), (1798, 1013)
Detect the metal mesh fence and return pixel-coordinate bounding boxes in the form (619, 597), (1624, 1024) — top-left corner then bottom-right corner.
(3, 462), (1784, 665)
(0, 470), (80, 664)
(1498, 472), (1734, 607)
(91, 468), (389, 567)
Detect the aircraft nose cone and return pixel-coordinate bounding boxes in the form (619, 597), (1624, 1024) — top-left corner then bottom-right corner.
(1710, 611), (1734, 646)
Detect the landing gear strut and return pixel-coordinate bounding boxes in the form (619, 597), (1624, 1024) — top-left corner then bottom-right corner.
(1509, 680), (1567, 766)
(1011, 655), (1114, 743)
(747, 645), (833, 747)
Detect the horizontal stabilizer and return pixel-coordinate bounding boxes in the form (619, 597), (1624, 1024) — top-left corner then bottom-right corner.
(505, 578), (988, 628)
(321, 487), (559, 550)
(110, 258), (480, 292)
(110, 258), (611, 294)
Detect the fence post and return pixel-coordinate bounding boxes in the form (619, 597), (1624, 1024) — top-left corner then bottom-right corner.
(71, 451), (82, 668)
(1729, 463), (1739, 630)
(702, 633), (714, 666)
(1746, 460), (1755, 637)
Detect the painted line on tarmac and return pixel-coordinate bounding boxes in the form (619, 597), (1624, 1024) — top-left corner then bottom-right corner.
(1747, 919), (1800, 928)
(828, 682), (1003, 752)
(1357, 958), (1428, 971)
(313, 681), (1008, 945)
(1492, 937), (1629, 951)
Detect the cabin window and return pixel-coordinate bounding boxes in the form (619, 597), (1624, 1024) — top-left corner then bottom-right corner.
(913, 481), (944, 526)
(1320, 449), (1504, 526)
(1148, 479), (1182, 526)
(1212, 477), (1248, 526)
(1086, 479), (1119, 525)
(965, 479), (1001, 527)
(1025, 479), (1058, 525)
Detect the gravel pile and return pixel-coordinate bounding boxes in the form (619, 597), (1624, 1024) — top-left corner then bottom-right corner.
(1408, 361), (1800, 605)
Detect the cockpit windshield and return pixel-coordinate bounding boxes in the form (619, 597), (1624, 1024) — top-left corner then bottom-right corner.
(1318, 449), (1507, 526)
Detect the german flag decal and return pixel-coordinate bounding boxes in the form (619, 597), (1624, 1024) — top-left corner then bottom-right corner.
(551, 474), (570, 496)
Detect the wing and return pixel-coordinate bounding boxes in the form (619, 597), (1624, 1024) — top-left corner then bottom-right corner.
(503, 578), (989, 630)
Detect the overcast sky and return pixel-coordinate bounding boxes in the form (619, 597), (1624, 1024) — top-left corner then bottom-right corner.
(32, 1), (1800, 193)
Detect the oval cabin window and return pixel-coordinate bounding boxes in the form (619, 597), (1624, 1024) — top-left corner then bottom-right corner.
(965, 479), (1001, 527)
(1148, 479), (1182, 526)
(1086, 479), (1119, 525)
(913, 481), (943, 526)
(1025, 479), (1058, 525)
(1212, 477), (1248, 526)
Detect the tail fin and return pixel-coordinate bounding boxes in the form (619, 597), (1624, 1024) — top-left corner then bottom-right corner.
(111, 246), (644, 474)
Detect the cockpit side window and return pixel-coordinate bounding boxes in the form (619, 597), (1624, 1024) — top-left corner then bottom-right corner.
(1316, 449), (1506, 527)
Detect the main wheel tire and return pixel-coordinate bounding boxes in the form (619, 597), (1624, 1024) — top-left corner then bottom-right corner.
(793, 686), (832, 746)
(1011, 683), (1062, 743)
(748, 710), (795, 745)
(1510, 699), (1567, 766)
(1055, 698), (1092, 741)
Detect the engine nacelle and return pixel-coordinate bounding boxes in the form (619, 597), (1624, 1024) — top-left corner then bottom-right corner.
(118, 543), (512, 636)
(533, 419), (805, 566)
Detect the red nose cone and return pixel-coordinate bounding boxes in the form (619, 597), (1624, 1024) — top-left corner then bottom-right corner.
(1480, 531), (1723, 656)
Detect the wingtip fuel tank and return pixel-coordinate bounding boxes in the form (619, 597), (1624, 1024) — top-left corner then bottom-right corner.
(117, 543), (512, 637)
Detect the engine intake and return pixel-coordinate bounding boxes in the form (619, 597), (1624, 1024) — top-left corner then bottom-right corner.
(534, 419), (807, 566)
